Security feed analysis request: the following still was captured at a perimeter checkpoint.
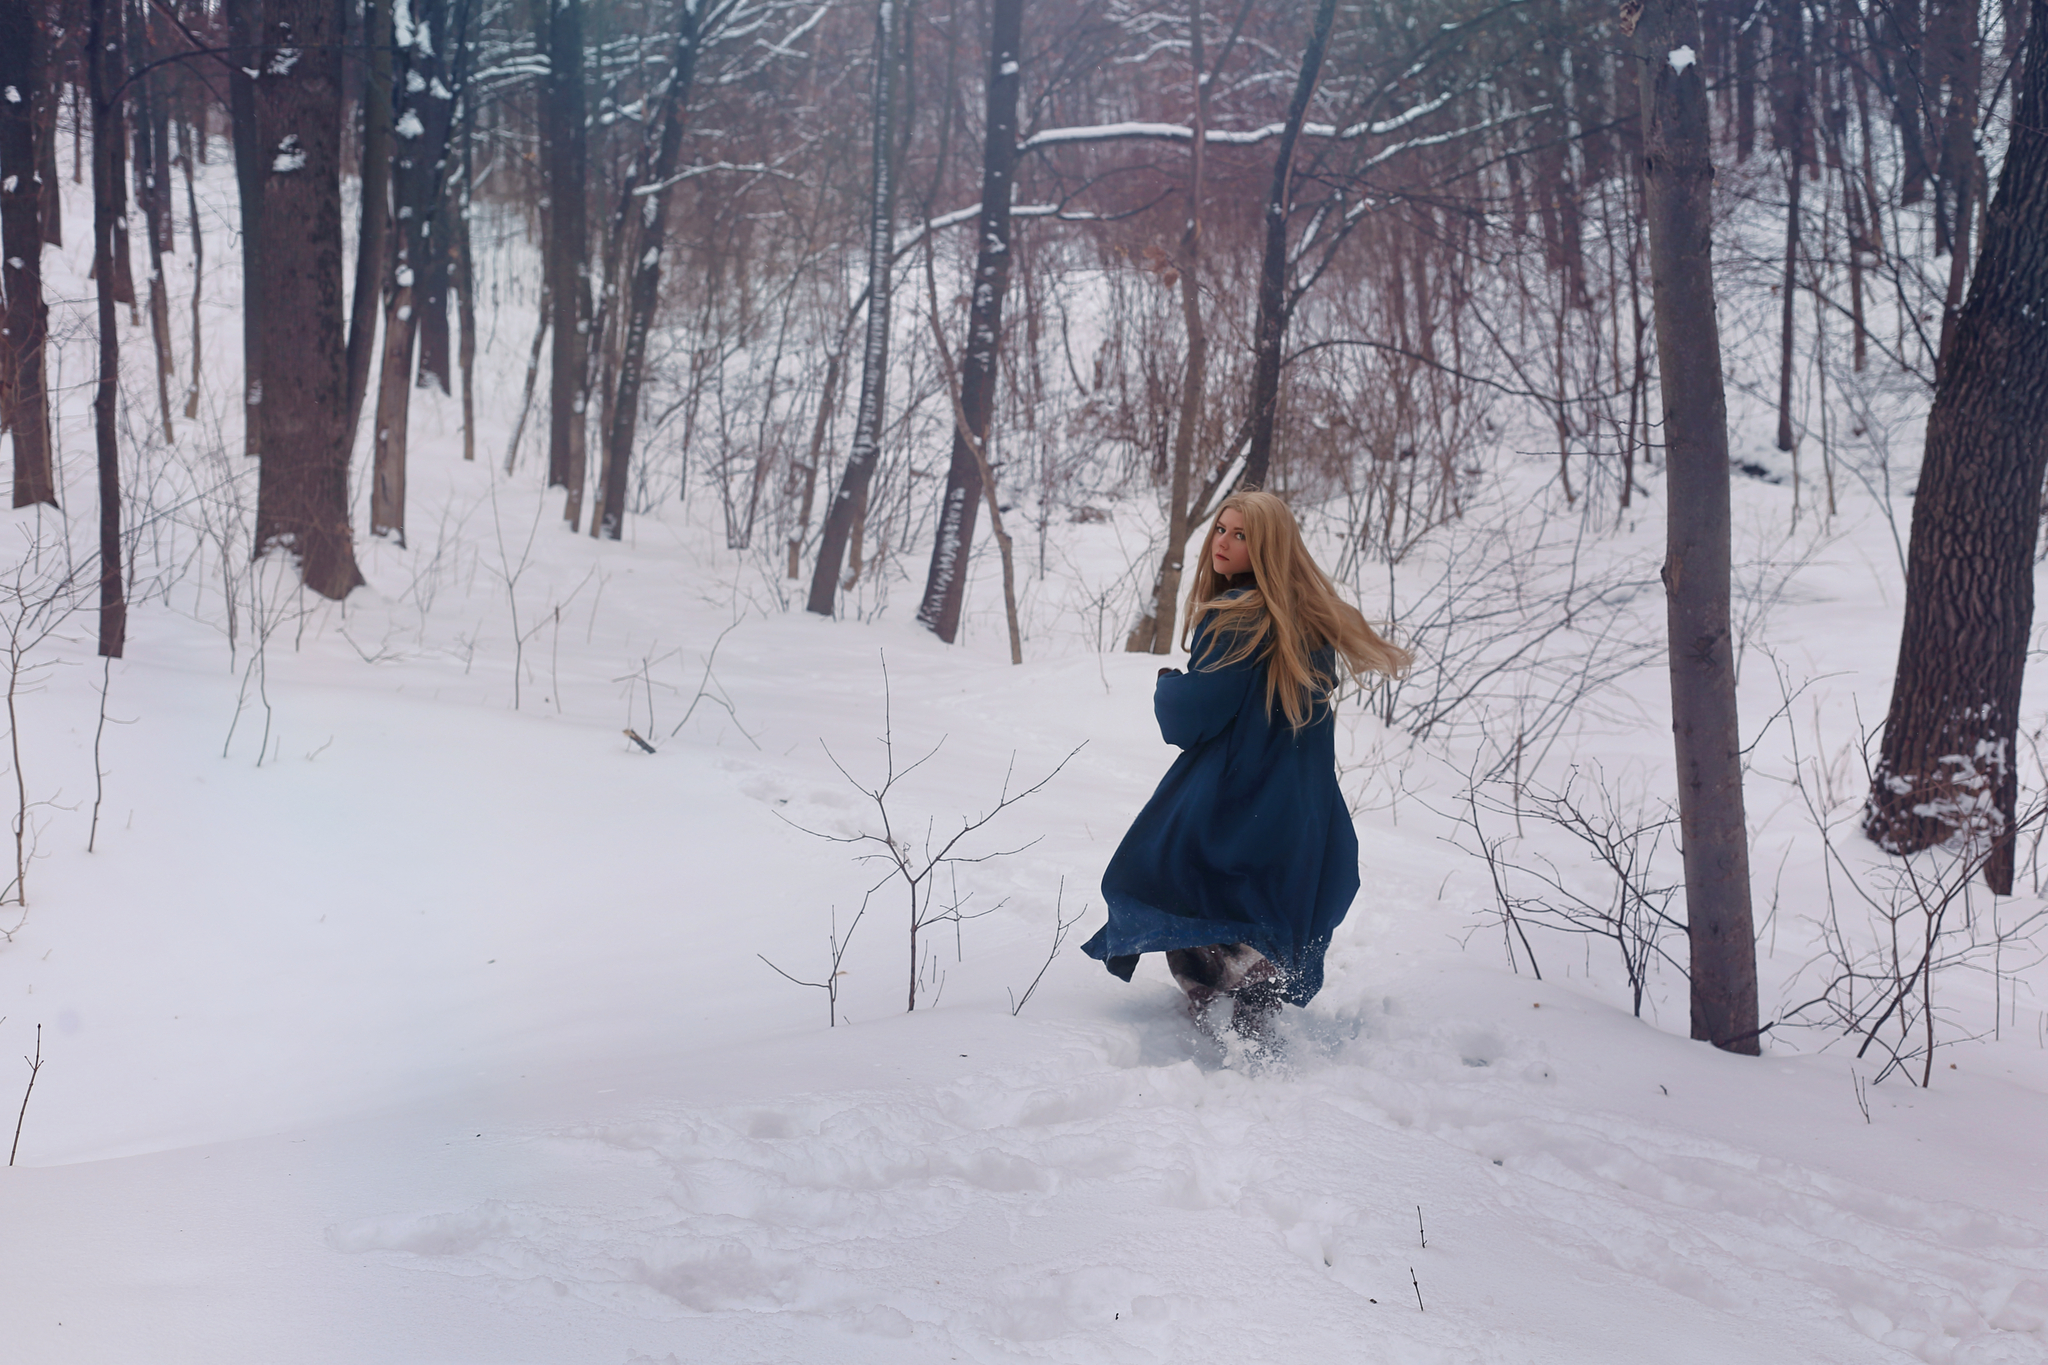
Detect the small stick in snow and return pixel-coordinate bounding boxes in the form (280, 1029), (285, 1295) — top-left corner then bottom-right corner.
(622, 729), (657, 755)
(1416, 1205), (1427, 1249)
(1410, 1266), (1424, 1312)
(10, 1024), (41, 1167)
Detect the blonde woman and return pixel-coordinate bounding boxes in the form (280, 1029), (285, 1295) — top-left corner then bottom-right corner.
(1083, 491), (1411, 1042)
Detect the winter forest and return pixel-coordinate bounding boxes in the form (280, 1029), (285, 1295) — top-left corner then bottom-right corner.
(5, 0), (2048, 1356)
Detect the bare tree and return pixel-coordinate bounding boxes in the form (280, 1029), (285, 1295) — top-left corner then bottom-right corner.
(1124, 0), (1211, 656)
(1627, 0), (1758, 1053)
(592, 0), (712, 540)
(226, 0), (264, 457)
(343, 0), (393, 445)
(807, 0), (902, 616)
(250, 0), (364, 598)
(0, 0), (56, 508)
(1866, 0), (2048, 896)
(914, 0), (1023, 641)
(1240, 0), (1337, 493)
(88, 0), (128, 654)
(544, 0), (590, 528)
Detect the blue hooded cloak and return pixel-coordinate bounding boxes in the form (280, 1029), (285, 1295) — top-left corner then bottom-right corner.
(1082, 595), (1359, 1005)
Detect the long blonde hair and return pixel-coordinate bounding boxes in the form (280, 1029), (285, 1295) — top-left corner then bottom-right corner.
(1182, 490), (1412, 730)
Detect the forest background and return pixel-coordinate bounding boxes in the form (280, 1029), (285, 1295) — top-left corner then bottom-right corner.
(4, 0), (2048, 1359)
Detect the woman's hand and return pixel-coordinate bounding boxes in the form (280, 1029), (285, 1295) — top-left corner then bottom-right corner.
(1158, 667), (1181, 678)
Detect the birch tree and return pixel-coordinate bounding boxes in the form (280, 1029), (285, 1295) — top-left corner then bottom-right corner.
(914, 0), (1022, 642)
(807, 0), (902, 616)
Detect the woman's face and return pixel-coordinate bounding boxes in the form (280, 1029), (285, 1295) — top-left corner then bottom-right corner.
(1210, 508), (1252, 578)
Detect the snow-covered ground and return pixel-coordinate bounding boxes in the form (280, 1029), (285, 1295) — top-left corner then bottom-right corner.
(4, 147), (2047, 1365)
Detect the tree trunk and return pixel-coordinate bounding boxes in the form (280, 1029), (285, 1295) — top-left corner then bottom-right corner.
(1774, 7), (1802, 456)
(807, 0), (902, 615)
(1629, 0), (1759, 1053)
(787, 340), (844, 577)
(594, 0), (705, 541)
(1240, 0), (1337, 494)
(914, 0), (1022, 641)
(370, 270), (416, 543)
(343, 0), (393, 446)
(251, 0), (363, 598)
(457, 89), (476, 462)
(107, 0), (135, 319)
(33, 38), (58, 250)
(226, 0), (264, 457)
(1125, 0), (1207, 655)
(131, 1), (177, 442)
(545, 0), (589, 527)
(177, 94), (203, 418)
(88, 0), (126, 657)
(0, 0), (56, 508)
(411, 0), (472, 402)
(1867, 0), (2048, 896)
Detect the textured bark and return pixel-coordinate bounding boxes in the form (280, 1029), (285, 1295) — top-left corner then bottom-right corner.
(343, 0), (393, 446)
(1867, 0), (2048, 896)
(544, 0), (589, 526)
(251, 0), (363, 599)
(1240, 0), (1336, 494)
(32, 35), (58, 250)
(88, 0), (126, 657)
(807, 0), (901, 616)
(226, 0), (263, 456)
(1, 0), (56, 508)
(915, 0), (1021, 641)
(594, 0), (706, 541)
(1630, 0), (1759, 1053)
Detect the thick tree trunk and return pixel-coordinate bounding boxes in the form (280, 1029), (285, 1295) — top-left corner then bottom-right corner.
(1240, 0), (1337, 494)
(915, 0), (1022, 640)
(1867, 0), (2048, 896)
(226, 0), (264, 457)
(807, 0), (901, 615)
(88, 0), (126, 657)
(343, 0), (393, 446)
(594, 0), (704, 541)
(33, 40), (59, 250)
(251, 0), (363, 598)
(544, 0), (589, 527)
(0, 0), (57, 508)
(1629, 0), (1759, 1053)
(1125, 0), (1207, 655)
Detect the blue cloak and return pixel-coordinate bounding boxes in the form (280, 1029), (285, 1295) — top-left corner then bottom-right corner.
(1082, 599), (1359, 1005)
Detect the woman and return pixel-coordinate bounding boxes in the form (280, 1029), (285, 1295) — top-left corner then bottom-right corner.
(1083, 490), (1411, 1040)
